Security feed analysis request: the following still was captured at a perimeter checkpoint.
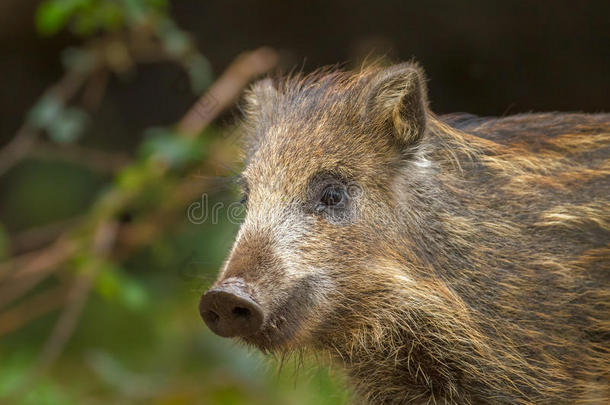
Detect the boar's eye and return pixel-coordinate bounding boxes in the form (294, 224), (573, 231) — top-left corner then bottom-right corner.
(308, 172), (357, 220)
(317, 185), (346, 211)
(239, 193), (248, 205)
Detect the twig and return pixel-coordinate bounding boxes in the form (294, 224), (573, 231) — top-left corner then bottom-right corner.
(0, 70), (88, 177)
(0, 46), (277, 309)
(5, 222), (119, 400)
(0, 285), (69, 336)
(82, 68), (110, 110)
(30, 141), (131, 173)
(10, 216), (84, 255)
(0, 239), (76, 309)
(114, 136), (243, 257)
(177, 46), (278, 137)
(0, 47), (278, 399)
(37, 221), (118, 370)
(0, 127), (38, 177)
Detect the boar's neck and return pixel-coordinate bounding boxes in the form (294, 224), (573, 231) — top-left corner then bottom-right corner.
(328, 113), (610, 404)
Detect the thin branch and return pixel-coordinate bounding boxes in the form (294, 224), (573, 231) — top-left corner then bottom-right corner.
(0, 46), (278, 312)
(0, 239), (76, 310)
(0, 48), (278, 400)
(0, 285), (69, 336)
(30, 141), (131, 173)
(6, 222), (119, 400)
(10, 216), (84, 255)
(0, 126), (38, 177)
(177, 46), (278, 136)
(37, 221), (118, 371)
(0, 70), (88, 177)
(82, 68), (109, 110)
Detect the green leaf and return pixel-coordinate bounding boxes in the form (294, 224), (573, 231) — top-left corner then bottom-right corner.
(144, 0), (169, 10)
(35, 0), (91, 36)
(95, 263), (148, 310)
(70, 1), (124, 36)
(121, 0), (148, 23)
(116, 161), (157, 191)
(96, 265), (122, 301)
(27, 93), (64, 130)
(95, 2), (125, 31)
(160, 27), (191, 57)
(48, 108), (89, 143)
(27, 93), (89, 143)
(139, 127), (207, 168)
(36, 0), (72, 36)
(186, 54), (213, 93)
(121, 0), (168, 23)
(120, 277), (147, 310)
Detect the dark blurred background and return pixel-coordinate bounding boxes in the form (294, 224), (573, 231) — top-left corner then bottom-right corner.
(3, 1), (609, 150)
(0, 1), (608, 404)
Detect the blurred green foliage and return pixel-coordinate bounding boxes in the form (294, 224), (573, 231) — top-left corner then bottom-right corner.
(139, 128), (208, 170)
(28, 94), (89, 144)
(0, 199), (350, 404)
(0, 1), (350, 404)
(36, 0), (168, 37)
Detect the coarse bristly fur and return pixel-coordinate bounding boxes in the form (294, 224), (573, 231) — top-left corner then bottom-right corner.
(207, 62), (610, 404)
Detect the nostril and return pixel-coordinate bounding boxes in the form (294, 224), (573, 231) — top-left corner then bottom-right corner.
(203, 310), (219, 324)
(232, 306), (251, 318)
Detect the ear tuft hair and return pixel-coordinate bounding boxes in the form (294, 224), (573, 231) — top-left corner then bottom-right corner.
(366, 63), (429, 147)
(242, 78), (278, 118)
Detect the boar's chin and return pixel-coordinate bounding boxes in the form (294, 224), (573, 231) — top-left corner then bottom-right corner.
(239, 315), (303, 354)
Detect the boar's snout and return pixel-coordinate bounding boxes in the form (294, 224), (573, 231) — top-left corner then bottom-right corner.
(199, 281), (263, 338)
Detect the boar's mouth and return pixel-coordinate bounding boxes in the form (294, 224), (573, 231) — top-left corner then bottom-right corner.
(240, 274), (323, 353)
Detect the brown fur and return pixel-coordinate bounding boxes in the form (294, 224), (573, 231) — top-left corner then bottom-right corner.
(207, 63), (610, 404)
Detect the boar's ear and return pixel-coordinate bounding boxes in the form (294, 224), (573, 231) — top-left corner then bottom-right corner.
(241, 78), (277, 156)
(242, 78), (277, 117)
(365, 63), (428, 147)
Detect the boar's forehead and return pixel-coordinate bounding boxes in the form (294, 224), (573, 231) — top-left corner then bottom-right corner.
(243, 120), (397, 197)
(240, 71), (401, 196)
